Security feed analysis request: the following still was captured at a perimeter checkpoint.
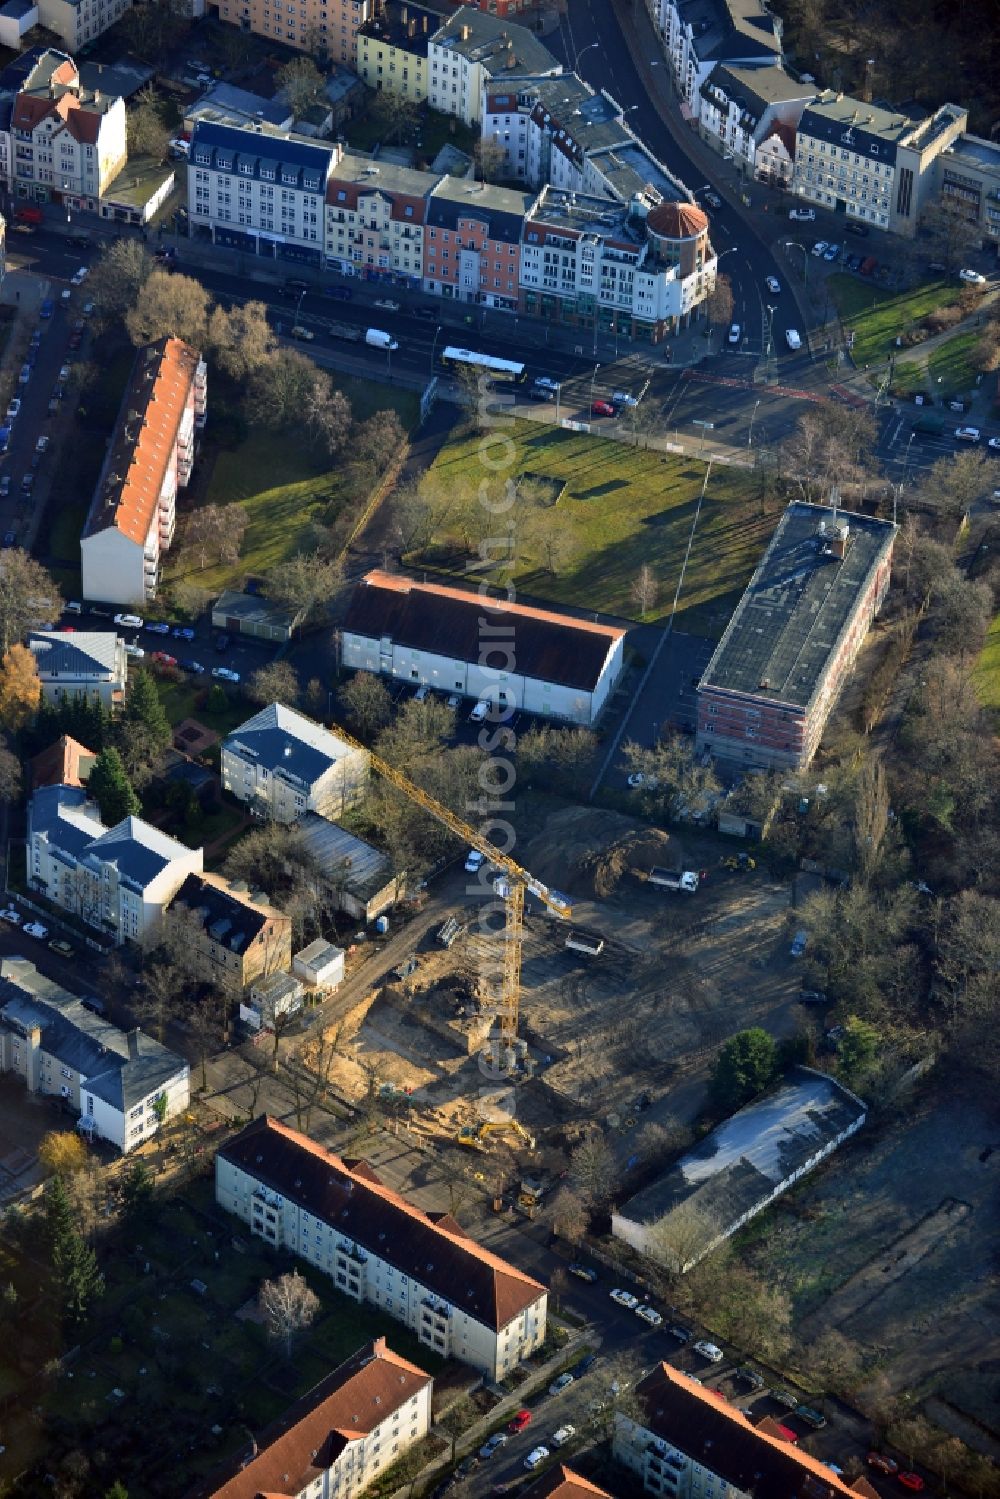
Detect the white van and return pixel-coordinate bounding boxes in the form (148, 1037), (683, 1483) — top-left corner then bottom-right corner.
(65, 600), (82, 615)
(469, 699), (490, 723)
(365, 328), (399, 351)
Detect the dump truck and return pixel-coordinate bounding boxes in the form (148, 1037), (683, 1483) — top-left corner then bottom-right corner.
(648, 867), (699, 893)
(565, 932), (605, 956)
(327, 320), (363, 344)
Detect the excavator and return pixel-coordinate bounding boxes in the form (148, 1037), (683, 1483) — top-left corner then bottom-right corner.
(456, 1119), (536, 1152)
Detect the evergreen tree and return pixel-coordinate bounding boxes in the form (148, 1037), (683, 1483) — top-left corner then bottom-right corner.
(45, 1174), (75, 1251)
(88, 746), (140, 825)
(54, 1221), (105, 1323)
(710, 1028), (778, 1113)
(123, 670), (171, 750)
(105, 1483), (129, 1499)
(119, 1159), (155, 1226)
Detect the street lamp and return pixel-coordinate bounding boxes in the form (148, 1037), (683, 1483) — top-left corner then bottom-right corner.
(692, 417), (714, 455)
(590, 362), (601, 413)
(295, 288), (307, 328)
(572, 41), (599, 74)
(430, 323), (443, 375)
(765, 304), (776, 360)
(784, 240), (808, 287)
(747, 398), (761, 454)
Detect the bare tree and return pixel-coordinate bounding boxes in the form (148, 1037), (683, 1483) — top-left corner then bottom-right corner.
(631, 563), (659, 617)
(247, 660), (301, 709)
(339, 671), (392, 738)
(126, 83), (170, 159)
(473, 138), (506, 183)
(852, 755), (890, 884)
(276, 56), (326, 118)
(550, 1187), (588, 1246)
(264, 551), (343, 629)
(305, 374), (353, 458)
(258, 1269), (321, 1360)
(208, 300), (276, 380)
(0, 550), (61, 653)
(706, 273), (734, 329)
(568, 1130), (617, 1212)
(351, 409), (407, 476)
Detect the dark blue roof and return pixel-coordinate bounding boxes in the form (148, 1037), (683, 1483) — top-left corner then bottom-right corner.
(190, 120), (334, 190)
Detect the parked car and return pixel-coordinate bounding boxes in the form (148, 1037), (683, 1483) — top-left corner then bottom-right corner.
(735, 1367), (765, 1391)
(610, 1289), (639, 1310)
(35, 436), (50, 454)
(150, 652), (177, 667)
(959, 268), (985, 284)
(572, 1353), (597, 1378)
(172, 625), (195, 641)
(568, 1263), (598, 1283)
(114, 612), (143, 628)
(798, 989), (828, 1004)
(479, 1434), (507, 1460)
(212, 666), (240, 683)
(82, 301), (95, 317)
(548, 1373), (574, 1396)
(290, 325), (314, 341)
(846, 221), (870, 236)
(464, 849), (485, 874)
(21, 473), (34, 494)
(551, 1425), (575, 1448)
(534, 376), (559, 392)
(788, 207), (816, 221)
(955, 426), (981, 442)
(524, 1447), (550, 1471)
(611, 389), (639, 407)
(446, 693), (462, 709)
(591, 400), (615, 417)
(23, 922), (49, 939)
(844, 253), (864, 272)
(146, 621), (171, 635)
(70, 266), (88, 286)
(2, 532), (16, 548)
(770, 1388), (799, 1409)
(693, 1341), (724, 1363)
(374, 297), (400, 311)
(704, 191), (722, 208)
(48, 939), (74, 958)
(39, 298), (54, 318)
(214, 633), (230, 652)
(727, 322), (741, 345)
(58, 364), (71, 383)
(765, 275), (781, 293)
(413, 684), (431, 702)
(794, 1405), (827, 1429)
(47, 398), (60, 415)
(0, 478), (9, 499)
(898, 1475), (925, 1492)
(508, 1410), (532, 1434)
(180, 659), (206, 675)
(790, 929), (808, 957)
(469, 699), (490, 723)
(667, 1324), (691, 1343)
(0, 908), (22, 924)
(636, 1305), (663, 1326)
(867, 1454), (900, 1476)
(988, 437), (1000, 451)
(124, 643), (145, 659)
(6, 399), (20, 422)
(785, 329), (802, 350)
(823, 242), (841, 261)
(527, 387), (555, 402)
(811, 240), (829, 257)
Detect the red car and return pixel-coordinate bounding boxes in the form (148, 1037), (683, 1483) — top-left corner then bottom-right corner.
(898, 1476), (924, 1493)
(591, 400), (615, 417)
(773, 1424), (798, 1444)
(867, 1454), (899, 1476)
(508, 1410), (532, 1434)
(151, 651), (177, 667)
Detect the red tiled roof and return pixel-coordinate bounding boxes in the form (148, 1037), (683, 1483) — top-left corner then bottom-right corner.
(646, 201), (709, 239)
(636, 1364), (862, 1497)
(761, 119), (796, 155)
(192, 1339), (431, 1499)
(29, 736), (96, 790)
(219, 1117), (546, 1331)
(525, 1464), (616, 1499)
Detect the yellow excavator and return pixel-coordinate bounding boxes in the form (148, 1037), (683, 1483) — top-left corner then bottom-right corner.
(457, 1120), (536, 1151)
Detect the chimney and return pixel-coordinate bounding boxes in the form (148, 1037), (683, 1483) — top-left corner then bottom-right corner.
(94, 89), (101, 104)
(373, 1335), (387, 1356)
(127, 1027), (140, 1060)
(461, 23), (470, 40)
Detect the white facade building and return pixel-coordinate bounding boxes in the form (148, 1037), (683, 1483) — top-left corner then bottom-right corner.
(80, 336), (206, 606)
(217, 1115), (548, 1380)
(6, 49), (127, 208)
(646, 0), (782, 120)
(697, 62), (812, 174)
(293, 938), (346, 992)
(342, 569), (626, 727)
(36, 0), (133, 52)
(28, 630), (127, 710)
(0, 956), (189, 1154)
(27, 784), (204, 946)
(427, 5), (560, 128)
(222, 704), (369, 823)
(199, 1337), (433, 1499)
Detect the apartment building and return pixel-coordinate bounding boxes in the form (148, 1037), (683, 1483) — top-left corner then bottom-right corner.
(214, 0), (378, 67)
(342, 569), (626, 726)
(169, 872), (293, 996)
(216, 1115), (548, 1379)
(0, 956), (189, 1154)
(6, 48), (126, 209)
(28, 783), (204, 945)
(697, 62), (812, 174)
(423, 175), (532, 306)
(647, 0), (783, 120)
(325, 152), (436, 289)
(934, 133), (1000, 246)
(427, 5), (560, 127)
(35, 0), (132, 52)
(615, 1361), (877, 1499)
(191, 1338), (433, 1499)
(221, 703), (369, 823)
(357, 0), (448, 102)
(792, 91), (967, 236)
(80, 337), (206, 607)
(188, 120), (334, 264)
(482, 72), (628, 191)
(521, 188), (717, 342)
(696, 503), (896, 771)
(28, 630), (127, 710)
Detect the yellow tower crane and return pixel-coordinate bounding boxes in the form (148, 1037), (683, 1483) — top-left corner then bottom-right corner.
(330, 721), (572, 1066)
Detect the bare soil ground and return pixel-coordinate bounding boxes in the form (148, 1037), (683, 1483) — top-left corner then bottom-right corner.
(741, 1077), (1000, 1444)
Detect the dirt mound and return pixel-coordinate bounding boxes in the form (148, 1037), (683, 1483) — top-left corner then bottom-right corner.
(580, 827), (673, 897)
(520, 806), (656, 894)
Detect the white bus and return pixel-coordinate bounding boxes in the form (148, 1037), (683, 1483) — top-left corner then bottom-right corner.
(440, 346), (526, 383)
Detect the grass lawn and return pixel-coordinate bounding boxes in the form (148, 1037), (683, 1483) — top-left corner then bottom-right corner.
(154, 676), (248, 738)
(975, 610), (1000, 716)
(170, 378), (418, 595)
(828, 275), (960, 367)
(926, 328), (980, 398)
(344, 102), (477, 163)
(420, 421), (768, 635)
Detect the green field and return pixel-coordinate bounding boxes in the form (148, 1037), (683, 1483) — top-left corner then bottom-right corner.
(976, 610), (1000, 715)
(827, 275), (961, 367)
(170, 379), (419, 595)
(419, 421), (769, 635)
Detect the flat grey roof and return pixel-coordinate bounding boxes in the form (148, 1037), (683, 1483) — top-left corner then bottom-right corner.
(591, 140), (690, 204)
(297, 813), (391, 899)
(948, 134), (1000, 171)
(619, 1067), (866, 1243)
(699, 502), (895, 711)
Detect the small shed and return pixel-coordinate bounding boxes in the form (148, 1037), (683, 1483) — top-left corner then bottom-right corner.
(241, 971), (303, 1031)
(293, 939), (345, 992)
(212, 591), (301, 644)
